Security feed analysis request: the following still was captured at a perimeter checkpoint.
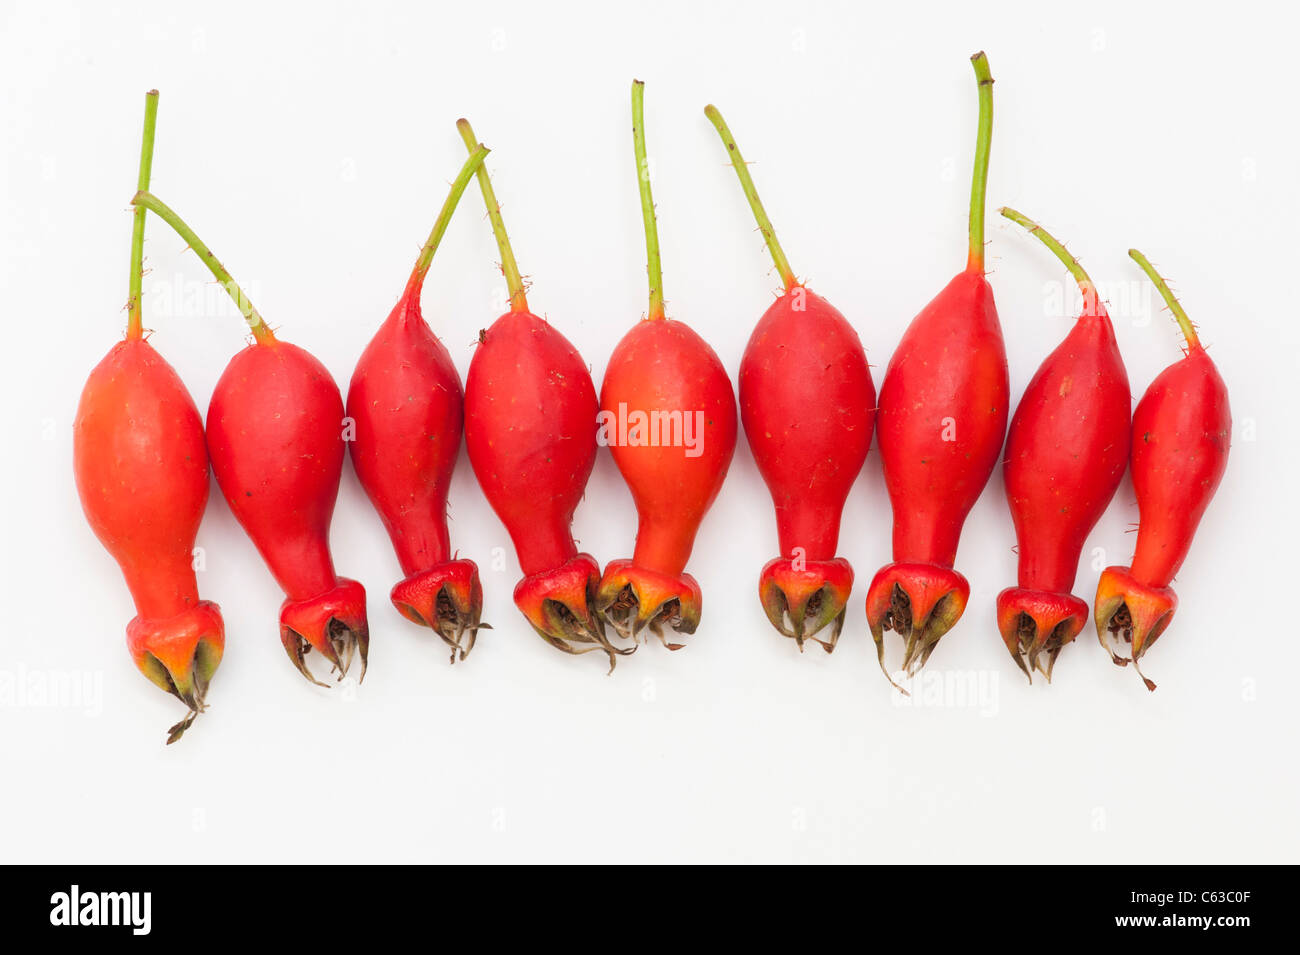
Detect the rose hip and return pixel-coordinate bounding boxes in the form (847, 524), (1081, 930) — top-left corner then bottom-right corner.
(866, 52), (1010, 689)
(74, 91), (224, 743)
(594, 81), (738, 648)
(346, 146), (489, 662)
(456, 119), (632, 669)
(703, 103), (875, 651)
(996, 208), (1131, 681)
(1094, 250), (1231, 690)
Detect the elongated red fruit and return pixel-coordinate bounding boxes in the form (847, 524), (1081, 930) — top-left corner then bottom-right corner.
(346, 147), (489, 663)
(594, 81), (738, 648)
(131, 190), (368, 687)
(996, 209), (1131, 681)
(73, 91), (224, 744)
(457, 118), (631, 670)
(703, 103), (875, 651)
(1095, 250), (1230, 690)
(866, 52), (1009, 689)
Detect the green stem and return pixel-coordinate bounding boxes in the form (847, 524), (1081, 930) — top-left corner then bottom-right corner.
(126, 90), (160, 339)
(456, 119), (527, 313)
(1000, 207), (1099, 315)
(967, 51), (994, 273)
(130, 191), (276, 345)
(632, 80), (666, 320)
(405, 145), (490, 299)
(1129, 248), (1200, 349)
(703, 104), (797, 291)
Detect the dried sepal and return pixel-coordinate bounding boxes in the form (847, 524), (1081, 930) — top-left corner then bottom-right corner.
(595, 560), (702, 650)
(125, 600), (225, 744)
(514, 553), (635, 672)
(1094, 565), (1177, 691)
(757, 556), (853, 652)
(865, 562), (970, 693)
(390, 558), (485, 663)
(279, 577), (369, 687)
(995, 587), (1089, 683)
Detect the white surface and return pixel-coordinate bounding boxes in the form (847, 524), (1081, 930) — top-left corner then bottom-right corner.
(2, 0), (1296, 864)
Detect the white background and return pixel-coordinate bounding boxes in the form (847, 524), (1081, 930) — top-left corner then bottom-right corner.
(2, 0), (1296, 863)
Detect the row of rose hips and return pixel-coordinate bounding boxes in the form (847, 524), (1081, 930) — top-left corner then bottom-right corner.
(74, 53), (1229, 743)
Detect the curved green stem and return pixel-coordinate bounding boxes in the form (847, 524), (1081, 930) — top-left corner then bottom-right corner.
(130, 191), (276, 345)
(1130, 248), (1200, 349)
(967, 52), (994, 273)
(703, 104), (796, 291)
(1000, 207), (1099, 316)
(405, 145), (490, 299)
(456, 119), (527, 313)
(632, 80), (666, 320)
(126, 90), (160, 340)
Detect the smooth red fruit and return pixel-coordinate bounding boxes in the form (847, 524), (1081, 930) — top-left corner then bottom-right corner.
(467, 308), (618, 661)
(132, 189), (368, 687)
(595, 82), (738, 647)
(1096, 249), (1230, 690)
(596, 321), (736, 645)
(1126, 348), (1230, 586)
(743, 288), (874, 649)
(207, 340), (367, 684)
(996, 209), (1131, 681)
(75, 339), (225, 742)
(73, 90), (224, 744)
(866, 53), (1008, 690)
(456, 118), (630, 669)
(705, 103), (875, 652)
(347, 147), (488, 662)
(868, 269), (1007, 681)
(466, 310), (598, 575)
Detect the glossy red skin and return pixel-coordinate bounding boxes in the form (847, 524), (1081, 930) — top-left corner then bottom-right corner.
(465, 310), (598, 576)
(77, 339), (212, 617)
(876, 269), (1009, 565)
(1094, 345), (1230, 684)
(346, 287), (480, 653)
(208, 340), (349, 599)
(1128, 348), (1230, 587)
(1003, 307), (1131, 594)
(997, 304), (1130, 677)
(207, 338), (366, 683)
(742, 288), (875, 560)
(73, 337), (224, 700)
(595, 318), (736, 644)
(348, 291), (462, 577)
(601, 318), (737, 575)
(867, 268), (1007, 682)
